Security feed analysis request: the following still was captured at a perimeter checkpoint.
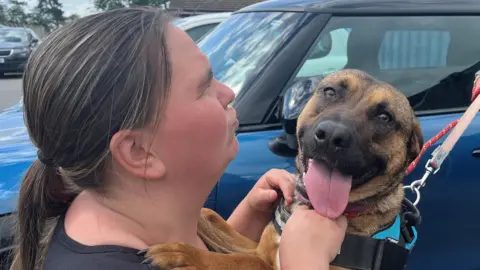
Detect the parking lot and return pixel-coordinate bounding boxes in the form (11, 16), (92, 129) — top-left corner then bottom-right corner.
(0, 76), (22, 110)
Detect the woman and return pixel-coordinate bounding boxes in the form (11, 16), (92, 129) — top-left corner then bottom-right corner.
(10, 7), (347, 270)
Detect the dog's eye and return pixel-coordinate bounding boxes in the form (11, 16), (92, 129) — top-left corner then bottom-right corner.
(377, 113), (392, 122)
(324, 87), (336, 98)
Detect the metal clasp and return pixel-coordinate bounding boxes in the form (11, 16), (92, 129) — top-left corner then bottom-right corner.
(404, 165), (434, 206)
(404, 144), (446, 206)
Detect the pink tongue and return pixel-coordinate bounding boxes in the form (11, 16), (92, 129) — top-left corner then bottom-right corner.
(304, 159), (352, 219)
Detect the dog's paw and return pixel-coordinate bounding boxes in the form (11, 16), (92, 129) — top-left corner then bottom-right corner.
(138, 242), (205, 270)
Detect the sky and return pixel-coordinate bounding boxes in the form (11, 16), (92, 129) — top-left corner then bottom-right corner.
(26, 0), (98, 17)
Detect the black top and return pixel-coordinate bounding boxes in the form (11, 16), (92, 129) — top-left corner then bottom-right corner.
(43, 215), (151, 270)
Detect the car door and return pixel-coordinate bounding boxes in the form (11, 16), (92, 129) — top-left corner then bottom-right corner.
(279, 15), (480, 270)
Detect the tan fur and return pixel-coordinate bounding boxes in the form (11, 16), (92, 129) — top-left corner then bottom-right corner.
(256, 223), (281, 269)
(145, 208), (274, 270)
(142, 69), (423, 270)
(199, 208), (259, 250)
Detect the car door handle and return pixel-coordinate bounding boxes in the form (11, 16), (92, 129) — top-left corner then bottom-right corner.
(473, 149), (480, 158)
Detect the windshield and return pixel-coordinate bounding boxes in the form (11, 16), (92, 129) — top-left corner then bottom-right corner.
(0, 29), (28, 43)
(198, 12), (304, 99)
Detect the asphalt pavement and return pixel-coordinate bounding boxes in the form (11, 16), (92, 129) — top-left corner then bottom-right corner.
(0, 75), (23, 111)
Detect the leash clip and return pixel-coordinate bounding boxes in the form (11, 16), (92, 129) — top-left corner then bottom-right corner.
(404, 144), (446, 206)
(404, 166), (433, 206)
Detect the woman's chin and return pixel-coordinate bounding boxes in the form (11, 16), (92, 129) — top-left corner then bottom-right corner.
(229, 137), (239, 158)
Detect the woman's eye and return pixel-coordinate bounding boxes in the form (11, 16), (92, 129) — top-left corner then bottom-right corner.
(324, 87), (336, 98)
(377, 113), (392, 122)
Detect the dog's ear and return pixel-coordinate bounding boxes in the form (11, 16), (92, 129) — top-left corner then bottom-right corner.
(407, 118), (424, 163)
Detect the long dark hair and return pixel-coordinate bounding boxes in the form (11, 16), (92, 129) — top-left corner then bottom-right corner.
(10, 7), (172, 270)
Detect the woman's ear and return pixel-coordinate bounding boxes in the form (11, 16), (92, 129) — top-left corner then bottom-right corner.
(110, 130), (165, 180)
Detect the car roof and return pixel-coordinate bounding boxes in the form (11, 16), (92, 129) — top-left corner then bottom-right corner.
(238, 0), (480, 14)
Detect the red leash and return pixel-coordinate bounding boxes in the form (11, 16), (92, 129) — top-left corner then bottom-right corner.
(405, 77), (480, 176)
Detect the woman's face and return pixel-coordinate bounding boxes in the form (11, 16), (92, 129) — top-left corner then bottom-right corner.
(150, 24), (238, 192)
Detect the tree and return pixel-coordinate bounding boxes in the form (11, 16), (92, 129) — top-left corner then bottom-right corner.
(34, 0), (65, 28)
(0, 4), (7, 25)
(0, 0), (69, 35)
(65, 13), (80, 24)
(4, 0), (29, 26)
(94, 0), (127, 10)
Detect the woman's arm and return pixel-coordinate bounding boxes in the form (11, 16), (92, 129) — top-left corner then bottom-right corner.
(227, 197), (271, 242)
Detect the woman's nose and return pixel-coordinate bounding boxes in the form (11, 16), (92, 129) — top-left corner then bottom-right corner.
(218, 82), (236, 108)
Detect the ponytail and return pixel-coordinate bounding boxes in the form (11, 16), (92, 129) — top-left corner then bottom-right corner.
(10, 160), (78, 270)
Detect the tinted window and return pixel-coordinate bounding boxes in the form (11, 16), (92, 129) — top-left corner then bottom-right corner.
(0, 29), (29, 43)
(291, 16), (480, 113)
(198, 12), (305, 99)
(186, 23), (219, 42)
(379, 30), (450, 70)
(294, 28), (350, 79)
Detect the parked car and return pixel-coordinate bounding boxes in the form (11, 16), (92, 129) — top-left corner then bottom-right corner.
(196, 1), (480, 269)
(172, 12), (231, 42)
(0, 27), (40, 75)
(1, 0), (480, 269)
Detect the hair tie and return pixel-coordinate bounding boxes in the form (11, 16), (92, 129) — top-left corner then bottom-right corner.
(37, 150), (55, 167)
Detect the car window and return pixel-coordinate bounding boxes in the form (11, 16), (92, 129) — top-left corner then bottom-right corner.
(295, 28), (350, 79)
(198, 12), (306, 98)
(379, 30), (450, 70)
(289, 16), (480, 113)
(0, 29), (29, 43)
(186, 23), (219, 42)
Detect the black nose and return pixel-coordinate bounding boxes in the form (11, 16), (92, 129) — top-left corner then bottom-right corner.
(314, 120), (352, 149)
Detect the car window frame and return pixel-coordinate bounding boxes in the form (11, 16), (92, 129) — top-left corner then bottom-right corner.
(232, 12), (331, 130)
(277, 14), (477, 121)
(185, 23), (220, 42)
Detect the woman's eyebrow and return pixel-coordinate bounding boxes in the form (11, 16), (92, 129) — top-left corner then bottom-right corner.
(204, 67), (213, 85)
(197, 67), (213, 95)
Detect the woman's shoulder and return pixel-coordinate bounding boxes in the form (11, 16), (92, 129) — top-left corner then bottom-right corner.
(43, 216), (150, 270)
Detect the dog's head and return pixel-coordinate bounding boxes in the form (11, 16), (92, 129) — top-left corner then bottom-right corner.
(296, 69), (423, 218)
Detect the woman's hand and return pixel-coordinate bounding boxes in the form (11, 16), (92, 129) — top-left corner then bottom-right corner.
(279, 205), (348, 270)
(247, 169), (296, 212)
(227, 169), (295, 242)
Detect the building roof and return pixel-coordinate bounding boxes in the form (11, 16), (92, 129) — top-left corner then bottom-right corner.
(168, 0), (264, 13)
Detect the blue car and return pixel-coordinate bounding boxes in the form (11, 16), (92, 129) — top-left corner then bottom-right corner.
(1, 0), (480, 269)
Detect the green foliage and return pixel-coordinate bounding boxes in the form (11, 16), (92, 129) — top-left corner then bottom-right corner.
(31, 0), (66, 30)
(0, 5), (6, 24)
(0, 0), (29, 26)
(0, 0), (73, 32)
(94, 0), (126, 10)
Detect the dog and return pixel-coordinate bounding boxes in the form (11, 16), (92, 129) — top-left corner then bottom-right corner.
(140, 69), (424, 270)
